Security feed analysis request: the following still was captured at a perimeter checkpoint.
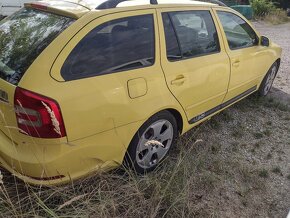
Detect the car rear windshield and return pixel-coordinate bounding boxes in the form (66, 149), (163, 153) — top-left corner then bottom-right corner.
(0, 8), (74, 85)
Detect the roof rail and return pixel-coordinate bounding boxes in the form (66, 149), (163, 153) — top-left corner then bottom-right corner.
(97, 0), (157, 9)
(198, 0), (227, 6)
(96, 0), (227, 10)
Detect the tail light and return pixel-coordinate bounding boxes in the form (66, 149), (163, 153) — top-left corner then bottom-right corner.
(14, 87), (66, 138)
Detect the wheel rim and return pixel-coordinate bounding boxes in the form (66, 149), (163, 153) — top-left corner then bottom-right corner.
(264, 65), (277, 94)
(136, 119), (174, 169)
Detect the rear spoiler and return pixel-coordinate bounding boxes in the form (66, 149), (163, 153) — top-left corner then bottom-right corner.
(24, 1), (90, 19)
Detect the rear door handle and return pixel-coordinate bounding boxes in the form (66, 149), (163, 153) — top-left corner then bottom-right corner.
(232, 59), (240, 67)
(171, 75), (186, 85)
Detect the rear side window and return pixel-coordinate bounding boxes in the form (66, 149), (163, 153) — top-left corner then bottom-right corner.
(0, 8), (74, 85)
(162, 10), (220, 60)
(217, 11), (259, 50)
(61, 15), (155, 81)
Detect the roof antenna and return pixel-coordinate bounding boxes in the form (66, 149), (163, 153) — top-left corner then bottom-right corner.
(150, 0), (158, 5)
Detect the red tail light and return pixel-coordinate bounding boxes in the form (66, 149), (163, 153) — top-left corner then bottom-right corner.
(14, 87), (66, 138)
(30, 3), (49, 11)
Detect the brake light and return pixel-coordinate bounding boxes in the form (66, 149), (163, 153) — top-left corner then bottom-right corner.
(14, 87), (66, 139)
(30, 3), (49, 11)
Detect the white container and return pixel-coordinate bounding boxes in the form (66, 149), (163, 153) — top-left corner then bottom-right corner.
(0, 0), (37, 17)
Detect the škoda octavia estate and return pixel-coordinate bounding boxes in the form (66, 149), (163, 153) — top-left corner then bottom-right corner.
(0, 0), (281, 185)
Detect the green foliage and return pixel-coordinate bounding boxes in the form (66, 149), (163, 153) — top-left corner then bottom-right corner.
(250, 0), (276, 16)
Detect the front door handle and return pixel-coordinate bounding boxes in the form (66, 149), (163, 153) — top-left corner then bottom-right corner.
(171, 75), (186, 85)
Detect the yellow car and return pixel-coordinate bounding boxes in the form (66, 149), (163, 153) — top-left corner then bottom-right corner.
(0, 0), (281, 185)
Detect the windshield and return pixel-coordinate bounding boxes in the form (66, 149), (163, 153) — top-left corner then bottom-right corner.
(0, 8), (74, 85)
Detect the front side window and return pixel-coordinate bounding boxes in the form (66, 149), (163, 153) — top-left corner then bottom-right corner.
(162, 10), (220, 60)
(61, 14), (155, 81)
(217, 11), (259, 50)
(0, 8), (74, 85)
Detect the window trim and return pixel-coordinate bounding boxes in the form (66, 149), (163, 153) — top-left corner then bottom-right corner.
(216, 10), (259, 51)
(162, 10), (221, 63)
(60, 14), (156, 81)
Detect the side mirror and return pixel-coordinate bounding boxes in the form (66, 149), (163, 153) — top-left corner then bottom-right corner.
(261, 36), (270, 47)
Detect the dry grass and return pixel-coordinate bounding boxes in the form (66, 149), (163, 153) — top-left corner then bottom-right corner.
(0, 95), (289, 217)
(259, 9), (290, 24)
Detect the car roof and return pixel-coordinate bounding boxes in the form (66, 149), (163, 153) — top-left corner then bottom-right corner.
(25, 0), (222, 19)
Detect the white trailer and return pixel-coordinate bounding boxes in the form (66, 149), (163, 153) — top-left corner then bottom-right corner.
(0, 0), (37, 18)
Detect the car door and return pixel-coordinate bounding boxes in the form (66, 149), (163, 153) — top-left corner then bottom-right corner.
(214, 9), (268, 101)
(157, 8), (230, 123)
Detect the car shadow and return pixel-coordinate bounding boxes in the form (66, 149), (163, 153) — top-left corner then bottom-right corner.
(269, 87), (290, 106)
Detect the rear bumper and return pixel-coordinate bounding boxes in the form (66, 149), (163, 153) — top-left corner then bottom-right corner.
(0, 121), (139, 185)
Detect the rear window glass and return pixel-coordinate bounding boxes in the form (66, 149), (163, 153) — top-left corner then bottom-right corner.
(0, 8), (74, 85)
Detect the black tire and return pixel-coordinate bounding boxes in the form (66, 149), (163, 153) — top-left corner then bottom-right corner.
(124, 110), (178, 174)
(258, 62), (278, 96)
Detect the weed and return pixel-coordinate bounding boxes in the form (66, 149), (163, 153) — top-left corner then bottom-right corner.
(264, 9), (289, 24)
(211, 144), (221, 154)
(287, 174), (290, 180)
(232, 122), (244, 138)
(255, 143), (262, 149)
(271, 167), (282, 175)
(258, 169), (269, 178)
(209, 118), (221, 130)
(259, 169), (269, 178)
(253, 132), (264, 139)
(266, 153), (272, 159)
(262, 97), (290, 111)
(263, 129), (272, 137)
(266, 121), (272, 126)
(220, 111), (233, 122)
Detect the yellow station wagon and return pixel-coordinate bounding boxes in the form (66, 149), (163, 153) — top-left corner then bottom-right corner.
(0, 0), (282, 185)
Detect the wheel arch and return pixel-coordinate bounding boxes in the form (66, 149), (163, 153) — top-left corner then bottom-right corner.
(166, 108), (183, 135)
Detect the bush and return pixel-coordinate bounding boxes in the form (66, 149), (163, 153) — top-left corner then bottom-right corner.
(250, 0), (275, 16)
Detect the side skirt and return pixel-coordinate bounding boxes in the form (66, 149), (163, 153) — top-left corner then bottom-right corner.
(189, 86), (257, 124)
